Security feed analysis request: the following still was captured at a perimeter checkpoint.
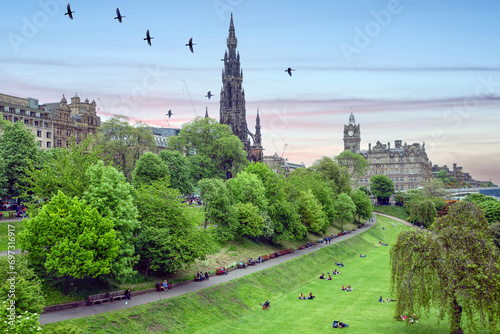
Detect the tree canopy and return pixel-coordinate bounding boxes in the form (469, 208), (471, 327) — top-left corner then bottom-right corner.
(159, 150), (194, 195)
(335, 149), (369, 179)
(167, 117), (247, 180)
(132, 152), (169, 187)
(370, 175), (394, 205)
(391, 202), (500, 334)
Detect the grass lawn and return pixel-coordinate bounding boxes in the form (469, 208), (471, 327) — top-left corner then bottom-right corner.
(45, 215), (494, 333)
(0, 220), (24, 251)
(373, 205), (409, 221)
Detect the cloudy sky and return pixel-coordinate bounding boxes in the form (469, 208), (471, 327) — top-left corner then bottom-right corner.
(2, 0), (500, 185)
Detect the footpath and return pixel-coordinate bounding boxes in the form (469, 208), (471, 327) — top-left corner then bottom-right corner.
(39, 217), (376, 325)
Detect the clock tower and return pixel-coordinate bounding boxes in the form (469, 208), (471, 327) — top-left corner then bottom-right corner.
(343, 112), (360, 152)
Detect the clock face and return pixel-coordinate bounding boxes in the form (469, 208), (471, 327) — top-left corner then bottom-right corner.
(348, 131), (354, 136)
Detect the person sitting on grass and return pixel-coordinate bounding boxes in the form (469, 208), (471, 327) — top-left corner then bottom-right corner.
(261, 299), (270, 308)
(341, 285), (345, 290)
(346, 285), (353, 291)
(319, 273), (325, 279)
(333, 269), (340, 275)
(327, 275), (332, 280)
(335, 262), (344, 267)
(386, 298), (396, 302)
(308, 292), (315, 299)
(299, 293), (304, 299)
(379, 296), (383, 302)
(360, 254), (366, 258)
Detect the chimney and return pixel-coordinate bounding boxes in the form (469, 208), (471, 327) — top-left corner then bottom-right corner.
(369, 143), (371, 151)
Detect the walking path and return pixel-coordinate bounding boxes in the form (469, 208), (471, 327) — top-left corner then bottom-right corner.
(40, 217), (380, 325)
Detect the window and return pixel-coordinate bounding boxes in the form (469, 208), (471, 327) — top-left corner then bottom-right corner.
(56, 139), (62, 147)
(34, 121), (39, 126)
(30, 111), (35, 117)
(46, 132), (51, 138)
(9, 107), (15, 112)
(44, 123), (48, 128)
(46, 142), (51, 148)
(14, 118), (18, 122)
(37, 131), (41, 137)
(20, 110), (25, 115)
(0, 106), (4, 111)
(38, 141), (41, 147)
(24, 119), (29, 125)
(66, 140), (69, 147)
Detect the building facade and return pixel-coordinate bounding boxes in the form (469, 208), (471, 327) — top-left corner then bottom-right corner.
(343, 113), (433, 191)
(263, 152), (306, 176)
(432, 163), (481, 187)
(219, 14), (263, 162)
(0, 92), (101, 149)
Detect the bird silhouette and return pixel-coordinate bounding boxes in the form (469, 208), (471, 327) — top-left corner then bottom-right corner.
(65, 3), (74, 20)
(114, 8), (125, 23)
(285, 68), (295, 76)
(205, 91), (213, 100)
(166, 110), (174, 119)
(144, 30), (154, 46)
(186, 37), (196, 53)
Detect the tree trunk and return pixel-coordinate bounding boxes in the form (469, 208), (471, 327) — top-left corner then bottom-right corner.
(450, 297), (463, 334)
(63, 275), (70, 295)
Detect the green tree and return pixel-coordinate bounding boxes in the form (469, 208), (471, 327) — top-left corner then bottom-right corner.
(391, 202), (500, 334)
(297, 189), (328, 233)
(19, 191), (120, 292)
(0, 255), (45, 315)
(409, 199), (437, 227)
(309, 156), (351, 195)
(198, 178), (237, 239)
(158, 150), (194, 195)
(95, 116), (157, 179)
(234, 202), (264, 240)
(490, 222), (500, 250)
(134, 179), (213, 276)
(244, 162), (285, 202)
(228, 171), (268, 212)
(335, 149), (369, 179)
(436, 170), (450, 186)
(24, 138), (102, 201)
(132, 152), (169, 187)
(370, 175), (394, 205)
(422, 178), (446, 198)
(478, 200), (500, 224)
(82, 161), (140, 278)
(351, 189), (373, 223)
(268, 200), (306, 242)
(334, 193), (357, 230)
(0, 120), (40, 199)
(168, 117), (247, 180)
(358, 185), (371, 196)
(464, 193), (497, 204)
(0, 156), (7, 198)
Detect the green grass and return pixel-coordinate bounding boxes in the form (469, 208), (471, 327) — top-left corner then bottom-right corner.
(45, 216), (492, 334)
(373, 205), (409, 221)
(0, 220), (24, 251)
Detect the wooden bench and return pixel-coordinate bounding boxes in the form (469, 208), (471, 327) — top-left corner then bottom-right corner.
(109, 290), (127, 302)
(88, 293), (110, 306)
(261, 255), (269, 262)
(299, 245), (305, 250)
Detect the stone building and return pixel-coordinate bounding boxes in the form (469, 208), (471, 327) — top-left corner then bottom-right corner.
(219, 14), (263, 162)
(343, 113), (433, 191)
(263, 152), (305, 176)
(0, 92), (100, 149)
(431, 163), (481, 187)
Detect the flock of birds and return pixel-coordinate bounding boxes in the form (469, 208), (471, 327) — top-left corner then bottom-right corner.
(63, 3), (296, 121)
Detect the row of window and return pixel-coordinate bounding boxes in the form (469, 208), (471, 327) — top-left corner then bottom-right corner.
(370, 163), (421, 168)
(368, 169), (419, 175)
(358, 176), (420, 183)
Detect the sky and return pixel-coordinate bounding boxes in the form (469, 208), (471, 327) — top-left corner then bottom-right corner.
(1, 0), (500, 185)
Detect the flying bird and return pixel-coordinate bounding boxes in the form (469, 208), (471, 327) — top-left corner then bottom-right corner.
(285, 68), (295, 76)
(65, 3), (74, 20)
(205, 91), (213, 100)
(166, 110), (174, 119)
(186, 37), (196, 53)
(144, 30), (154, 46)
(114, 8), (125, 23)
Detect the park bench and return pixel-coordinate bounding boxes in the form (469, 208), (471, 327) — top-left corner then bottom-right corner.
(261, 255), (269, 262)
(299, 245), (305, 250)
(269, 253), (277, 259)
(216, 268), (227, 275)
(109, 290), (127, 302)
(311, 241), (317, 246)
(247, 259), (256, 266)
(88, 293), (110, 306)
(237, 263), (246, 269)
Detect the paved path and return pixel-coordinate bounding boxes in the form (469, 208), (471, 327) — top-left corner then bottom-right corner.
(40, 217), (380, 324)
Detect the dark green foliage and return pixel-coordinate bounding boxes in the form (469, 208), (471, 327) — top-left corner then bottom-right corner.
(464, 193), (497, 204)
(267, 200), (306, 242)
(391, 202), (500, 334)
(134, 179), (214, 275)
(359, 185), (371, 196)
(409, 199), (437, 227)
(228, 171), (268, 212)
(490, 223), (500, 250)
(351, 189), (373, 223)
(297, 189), (328, 233)
(199, 178), (238, 240)
(0, 120), (40, 199)
(334, 193), (357, 230)
(167, 117), (247, 180)
(479, 201), (500, 224)
(132, 152), (169, 187)
(234, 202), (264, 239)
(369, 175), (394, 204)
(158, 150), (194, 195)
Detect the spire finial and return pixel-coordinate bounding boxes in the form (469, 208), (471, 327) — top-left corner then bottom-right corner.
(205, 106), (209, 118)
